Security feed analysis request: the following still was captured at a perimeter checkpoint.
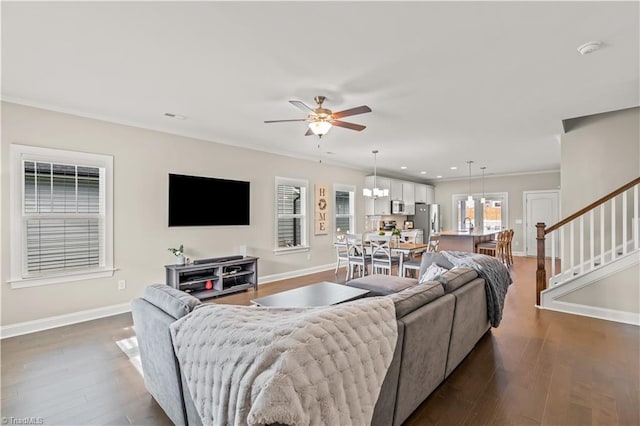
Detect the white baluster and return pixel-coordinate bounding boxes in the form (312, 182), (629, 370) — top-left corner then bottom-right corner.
(551, 231), (556, 282)
(611, 199), (616, 261)
(570, 221), (575, 278)
(579, 216), (584, 274)
(635, 185), (639, 251)
(622, 191), (627, 255)
(589, 210), (595, 270)
(600, 204), (605, 266)
(560, 225), (565, 281)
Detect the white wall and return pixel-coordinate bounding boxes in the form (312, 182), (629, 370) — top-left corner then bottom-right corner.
(1, 102), (366, 325)
(433, 172), (561, 253)
(561, 107), (640, 215)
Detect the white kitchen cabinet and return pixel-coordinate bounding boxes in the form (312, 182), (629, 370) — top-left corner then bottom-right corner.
(415, 184), (428, 203)
(402, 182), (415, 215)
(426, 186), (435, 204)
(390, 180), (403, 200)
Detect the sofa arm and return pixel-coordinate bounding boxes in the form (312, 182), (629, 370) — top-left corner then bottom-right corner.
(143, 283), (202, 319)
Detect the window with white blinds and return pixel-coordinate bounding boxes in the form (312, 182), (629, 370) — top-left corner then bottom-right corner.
(10, 145), (114, 287)
(24, 161), (103, 274)
(334, 184), (356, 237)
(275, 177), (308, 252)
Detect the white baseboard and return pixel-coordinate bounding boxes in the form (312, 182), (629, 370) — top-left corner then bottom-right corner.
(259, 263), (337, 284)
(538, 302), (640, 326)
(1, 302), (131, 339)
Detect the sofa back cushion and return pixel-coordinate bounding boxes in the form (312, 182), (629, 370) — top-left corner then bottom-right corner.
(436, 267), (478, 293)
(388, 281), (444, 318)
(143, 283), (202, 320)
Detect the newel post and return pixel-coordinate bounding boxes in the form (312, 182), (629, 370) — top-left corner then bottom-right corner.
(535, 222), (547, 306)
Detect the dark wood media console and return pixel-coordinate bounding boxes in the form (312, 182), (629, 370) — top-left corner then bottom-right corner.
(165, 256), (258, 300)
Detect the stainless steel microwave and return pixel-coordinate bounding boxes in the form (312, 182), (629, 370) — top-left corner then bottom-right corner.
(391, 200), (405, 214)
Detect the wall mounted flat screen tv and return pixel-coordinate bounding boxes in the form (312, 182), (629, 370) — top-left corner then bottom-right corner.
(168, 173), (250, 226)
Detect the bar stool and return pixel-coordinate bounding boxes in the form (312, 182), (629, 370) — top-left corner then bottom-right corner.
(477, 230), (506, 261)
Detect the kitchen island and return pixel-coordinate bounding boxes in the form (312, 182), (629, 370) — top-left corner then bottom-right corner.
(437, 229), (498, 253)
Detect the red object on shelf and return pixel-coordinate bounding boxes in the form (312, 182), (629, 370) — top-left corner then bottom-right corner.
(205, 280), (213, 290)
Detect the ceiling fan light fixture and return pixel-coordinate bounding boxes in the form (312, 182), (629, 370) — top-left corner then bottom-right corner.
(308, 120), (332, 137)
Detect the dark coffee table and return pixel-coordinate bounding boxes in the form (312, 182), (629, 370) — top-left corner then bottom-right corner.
(250, 281), (370, 307)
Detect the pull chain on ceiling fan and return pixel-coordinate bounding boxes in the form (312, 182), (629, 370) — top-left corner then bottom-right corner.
(264, 95), (372, 138)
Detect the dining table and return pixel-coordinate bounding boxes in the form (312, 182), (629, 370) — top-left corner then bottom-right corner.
(334, 240), (428, 276)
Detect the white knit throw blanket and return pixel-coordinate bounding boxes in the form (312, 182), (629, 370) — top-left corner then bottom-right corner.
(170, 297), (398, 426)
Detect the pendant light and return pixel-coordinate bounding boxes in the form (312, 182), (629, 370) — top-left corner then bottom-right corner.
(480, 166), (487, 204)
(466, 160), (474, 208)
(363, 150), (389, 198)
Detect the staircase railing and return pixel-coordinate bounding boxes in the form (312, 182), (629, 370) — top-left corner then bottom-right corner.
(536, 177), (640, 305)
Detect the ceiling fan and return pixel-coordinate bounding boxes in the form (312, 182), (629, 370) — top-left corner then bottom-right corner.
(264, 96), (372, 138)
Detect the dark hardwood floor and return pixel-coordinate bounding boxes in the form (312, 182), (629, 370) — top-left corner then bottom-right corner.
(1, 257), (638, 425)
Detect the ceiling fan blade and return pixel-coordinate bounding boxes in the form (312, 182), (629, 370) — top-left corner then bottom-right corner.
(289, 100), (315, 113)
(264, 119), (309, 123)
(332, 120), (366, 131)
(332, 105), (372, 119)
(305, 128), (314, 136)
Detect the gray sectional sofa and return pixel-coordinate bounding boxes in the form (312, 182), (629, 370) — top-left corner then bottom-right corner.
(131, 261), (491, 426)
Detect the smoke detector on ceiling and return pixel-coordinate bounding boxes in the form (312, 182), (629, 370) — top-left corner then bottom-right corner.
(577, 41), (603, 55)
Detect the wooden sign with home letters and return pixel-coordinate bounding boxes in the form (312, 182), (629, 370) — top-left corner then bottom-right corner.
(315, 184), (329, 235)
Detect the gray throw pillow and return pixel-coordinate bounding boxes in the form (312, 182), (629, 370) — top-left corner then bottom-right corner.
(419, 252), (455, 277)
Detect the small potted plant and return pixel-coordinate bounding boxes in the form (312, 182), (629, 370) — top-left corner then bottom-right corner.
(168, 244), (185, 265)
(392, 228), (402, 244)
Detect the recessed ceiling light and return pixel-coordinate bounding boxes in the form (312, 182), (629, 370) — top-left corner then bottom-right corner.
(436, 175), (443, 178)
(400, 166), (407, 170)
(420, 171), (427, 175)
(164, 112), (187, 120)
(450, 166), (457, 170)
(577, 41), (603, 55)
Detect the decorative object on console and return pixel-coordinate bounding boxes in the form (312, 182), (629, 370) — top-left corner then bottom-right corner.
(363, 150), (389, 198)
(168, 244), (185, 265)
(264, 95), (372, 138)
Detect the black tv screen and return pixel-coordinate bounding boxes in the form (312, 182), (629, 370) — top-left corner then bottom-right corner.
(168, 174), (250, 226)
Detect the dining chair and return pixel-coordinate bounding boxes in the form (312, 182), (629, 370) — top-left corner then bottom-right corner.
(335, 243), (349, 277)
(426, 234), (440, 252)
(370, 236), (401, 276)
(346, 234), (370, 280)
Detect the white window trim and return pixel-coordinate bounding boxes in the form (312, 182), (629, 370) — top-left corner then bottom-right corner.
(333, 183), (356, 242)
(9, 144), (114, 288)
(274, 176), (309, 254)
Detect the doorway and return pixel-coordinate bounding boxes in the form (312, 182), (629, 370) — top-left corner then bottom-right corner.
(524, 190), (560, 257)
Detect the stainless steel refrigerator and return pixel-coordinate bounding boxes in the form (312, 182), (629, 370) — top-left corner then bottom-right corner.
(410, 203), (440, 238)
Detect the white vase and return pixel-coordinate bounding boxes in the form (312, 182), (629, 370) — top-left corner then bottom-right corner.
(176, 255), (185, 266)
